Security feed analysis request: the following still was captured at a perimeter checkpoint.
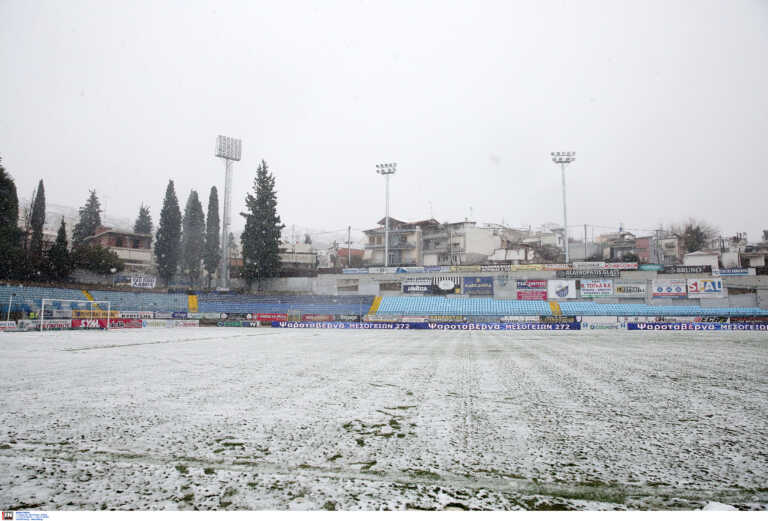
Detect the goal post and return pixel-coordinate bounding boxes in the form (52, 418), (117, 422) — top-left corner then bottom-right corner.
(40, 298), (112, 332)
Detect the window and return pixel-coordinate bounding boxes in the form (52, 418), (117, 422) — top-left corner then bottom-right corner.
(115, 237), (124, 247)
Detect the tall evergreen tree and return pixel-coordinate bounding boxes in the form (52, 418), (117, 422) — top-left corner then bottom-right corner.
(181, 190), (205, 287)
(203, 186), (220, 288)
(133, 204), (153, 234)
(241, 160), (284, 289)
(29, 179), (46, 260)
(72, 190), (102, 246)
(0, 157), (23, 279)
(45, 218), (71, 281)
(154, 180), (182, 285)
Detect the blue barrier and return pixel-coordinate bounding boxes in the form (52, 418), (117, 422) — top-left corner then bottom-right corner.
(271, 321), (581, 330)
(628, 322), (768, 331)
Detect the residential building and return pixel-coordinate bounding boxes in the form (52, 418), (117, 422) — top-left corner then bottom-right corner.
(597, 231), (636, 260)
(83, 226), (153, 272)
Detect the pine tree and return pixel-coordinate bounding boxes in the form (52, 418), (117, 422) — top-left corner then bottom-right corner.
(72, 190), (102, 246)
(29, 179), (46, 260)
(0, 157), (23, 279)
(133, 204), (153, 234)
(154, 180), (182, 285)
(241, 160), (284, 289)
(45, 218), (71, 281)
(203, 186), (220, 288)
(181, 190), (205, 287)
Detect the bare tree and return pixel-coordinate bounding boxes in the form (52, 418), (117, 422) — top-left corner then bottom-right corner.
(669, 218), (719, 253)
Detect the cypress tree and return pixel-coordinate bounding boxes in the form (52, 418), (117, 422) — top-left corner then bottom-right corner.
(46, 218), (71, 281)
(203, 186), (220, 288)
(29, 179), (46, 260)
(154, 180), (182, 285)
(72, 190), (102, 246)
(0, 157), (23, 280)
(241, 160), (284, 289)
(181, 190), (205, 287)
(133, 204), (153, 235)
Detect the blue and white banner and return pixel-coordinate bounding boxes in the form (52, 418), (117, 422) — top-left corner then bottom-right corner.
(271, 321), (580, 330)
(463, 276), (494, 295)
(628, 322), (768, 331)
(713, 268), (755, 277)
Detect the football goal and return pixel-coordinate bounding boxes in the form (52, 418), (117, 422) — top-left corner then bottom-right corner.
(40, 298), (112, 332)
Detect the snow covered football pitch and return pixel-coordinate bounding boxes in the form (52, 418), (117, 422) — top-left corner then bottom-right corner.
(1, 328), (767, 511)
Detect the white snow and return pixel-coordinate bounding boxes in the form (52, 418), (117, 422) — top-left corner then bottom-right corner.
(1, 327), (767, 510)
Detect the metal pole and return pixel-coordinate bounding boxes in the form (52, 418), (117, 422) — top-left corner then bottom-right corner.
(561, 162), (569, 264)
(219, 158), (232, 289)
(385, 173), (390, 267)
(6, 294), (12, 322)
(584, 224), (588, 260)
(347, 226), (351, 266)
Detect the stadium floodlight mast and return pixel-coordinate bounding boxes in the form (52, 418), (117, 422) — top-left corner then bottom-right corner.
(376, 162), (397, 267)
(551, 151), (576, 264)
(215, 135), (242, 290)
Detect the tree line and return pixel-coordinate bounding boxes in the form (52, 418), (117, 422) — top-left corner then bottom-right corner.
(0, 155), (283, 290)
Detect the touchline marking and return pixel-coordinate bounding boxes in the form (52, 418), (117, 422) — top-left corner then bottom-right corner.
(60, 331), (279, 351)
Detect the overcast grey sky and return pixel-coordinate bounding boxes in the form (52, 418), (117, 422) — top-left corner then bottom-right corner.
(1, 0), (767, 244)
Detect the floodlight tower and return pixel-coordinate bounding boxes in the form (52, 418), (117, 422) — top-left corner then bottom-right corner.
(551, 151), (576, 264)
(376, 162), (397, 267)
(215, 135), (242, 289)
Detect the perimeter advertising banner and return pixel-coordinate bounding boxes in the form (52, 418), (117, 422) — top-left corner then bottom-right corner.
(463, 277), (494, 295)
(686, 278), (725, 298)
(614, 282), (648, 298)
(662, 265), (712, 274)
(516, 279), (547, 300)
(652, 279), (687, 297)
(271, 321), (581, 330)
(131, 275), (157, 289)
(714, 268), (756, 276)
(628, 322), (768, 331)
(547, 280), (577, 299)
(402, 278), (433, 294)
(556, 269), (621, 279)
(579, 279), (613, 297)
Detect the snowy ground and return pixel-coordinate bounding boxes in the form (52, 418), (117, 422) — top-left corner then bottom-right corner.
(1, 327), (767, 511)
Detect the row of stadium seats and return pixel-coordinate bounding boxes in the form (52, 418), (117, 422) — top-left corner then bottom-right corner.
(3, 284), (768, 317)
(376, 296), (768, 317)
(197, 294), (375, 315)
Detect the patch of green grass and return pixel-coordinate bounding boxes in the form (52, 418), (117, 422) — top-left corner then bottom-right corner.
(204, 467), (215, 475)
(328, 453), (342, 462)
(322, 501), (337, 510)
(175, 464), (189, 474)
(0, 444), (11, 450)
(221, 442), (244, 447)
(181, 493), (194, 503)
(247, 482), (258, 488)
(405, 468), (441, 480)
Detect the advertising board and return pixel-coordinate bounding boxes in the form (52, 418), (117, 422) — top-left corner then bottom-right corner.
(713, 268), (755, 276)
(652, 279), (687, 297)
(639, 264), (663, 271)
(173, 320), (199, 327)
(662, 265), (712, 274)
(517, 290), (547, 300)
(547, 280), (577, 299)
(71, 319), (109, 329)
(130, 275), (156, 289)
(463, 277), (494, 295)
(614, 282), (647, 298)
(628, 322), (768, 331)
(402, 278), (433, 294)
(543, 264), (570, 271)
(579, 279), (613, 297)
(271, 321), (581, 330)
(516, 279), (547, 290)
(118, 311), (155, 319)
(257, 313), (288, 321)
(336, 314), (361, 322)
(557, 269), (620, 279)
(342, 268), (369, 274)
(573, 261), (605, 269)
(0, 321), (17, 330)
(171, 311), (188, 319)
(301, 314), (333, 321)
(605, 262), (639, 270)
(686, 278), (725, 298)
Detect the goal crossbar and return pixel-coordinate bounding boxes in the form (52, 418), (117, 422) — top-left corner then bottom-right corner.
(40, 298), (112, 332)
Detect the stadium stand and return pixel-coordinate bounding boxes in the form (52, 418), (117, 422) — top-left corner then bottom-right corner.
(375, 296), (768, 317)
(196, 293), (375, 315)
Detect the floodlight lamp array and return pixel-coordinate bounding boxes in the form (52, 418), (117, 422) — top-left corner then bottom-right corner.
(376, 162), (397, 175)
(551, 151), (576, 164)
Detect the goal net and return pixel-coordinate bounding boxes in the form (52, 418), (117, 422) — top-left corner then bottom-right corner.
(40, 298), (112, 331)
